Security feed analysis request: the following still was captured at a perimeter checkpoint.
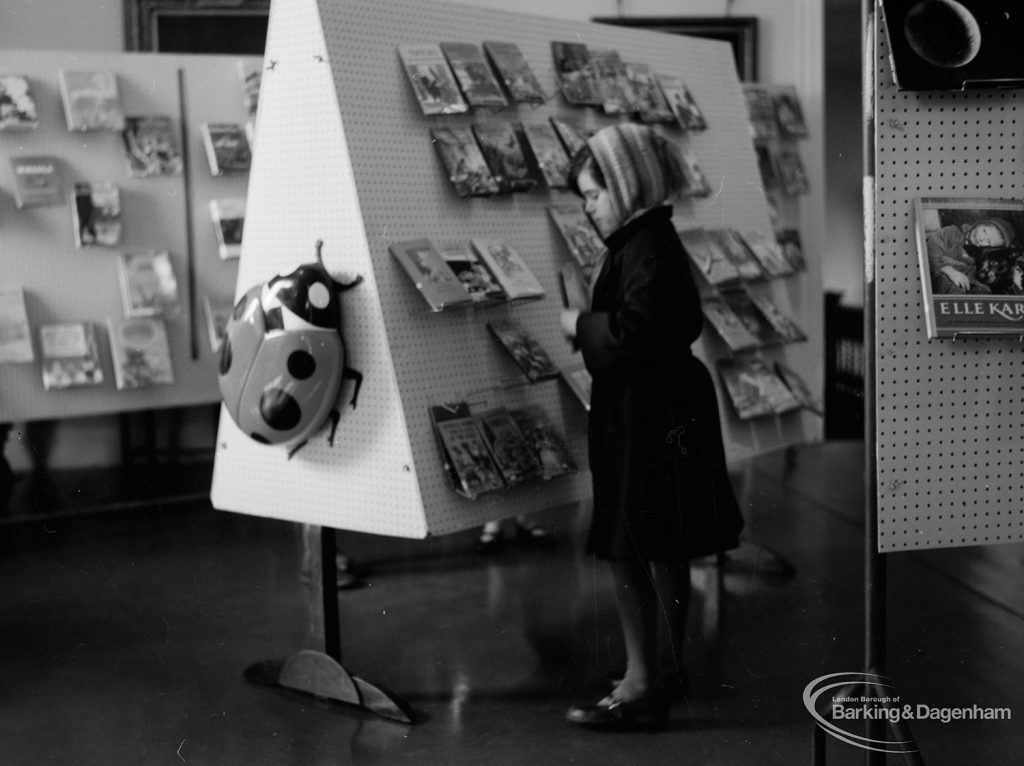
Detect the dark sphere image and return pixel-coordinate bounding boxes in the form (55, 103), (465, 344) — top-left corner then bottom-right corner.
(903, 0), (982, 68)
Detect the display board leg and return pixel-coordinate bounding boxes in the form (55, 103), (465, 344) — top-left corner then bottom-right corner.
(243, 526), (412, 724)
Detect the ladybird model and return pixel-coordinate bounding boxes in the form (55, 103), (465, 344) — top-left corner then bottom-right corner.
(218, 239), (363, 458)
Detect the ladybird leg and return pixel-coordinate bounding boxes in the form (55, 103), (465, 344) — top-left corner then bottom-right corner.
(287, 440), (308, 460)
(325, 408), (341, 447)
(335, 274), (363, 293)
(342, 366), (363, 409)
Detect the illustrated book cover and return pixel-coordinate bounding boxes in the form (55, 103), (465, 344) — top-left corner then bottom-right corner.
(0, 285), (34, 363)
(203, 294), (234, 352)
(559, 357), (592, 411)
(776, 149), (810, 196)
(71, 181), (122, 248)
(548, 203), (605, 275)
(676, 227), (740, 287)
(509, 404), (577, 480)
(914, 196), (1024, 338)
(472, 122), (537, 193)
(551, 41), (602, 106)
(659, 75), (706, 131)
(624, 63), (675, 123)
(201, 122), (252, 175)
(558, 262), (590, 312)
(487, 318), (558, 382)
(748, 292), (807, 343)
(590, 49), (638, 116)
(209, 197), (246, 259)
(754, 145), (780, 192)
(774, 361), (823, 416)
(58, 69), (125, 132)
(390, 238), (473, 311)
(657, 75), (706, 131)
(482, 41), (546, 104)
(471, 239), (545, 300)
(398, 44), (469, 116)
(438, 241), (505, 303)
(122, 116), (183, 178)
(117, 250), (180, 317)
(678, 146), (712, 197)
(0, 74), (39, 130)
(430, 125), (500, 197)
(708, 228), (767, 282)
(776, 228), (807, 272)
(475, 407), (541, 487)
(740, 230), (793, 278)
(39, 322), (104, 390)
(519, 121), (571, 189)
(550, 118), (588, 160)
(702, 300), (761, 352)
(107, 316), (174, 390)
(741, 83), (780, 142)
(440, 42), (508, 108)
(237, 59), (261, 117)
(721, 289), (786, 347)
(429, 403), (505, 499)
(10, 155), (63, 208)
(773, 85), (809, 139)
(717, 357), (800, 420)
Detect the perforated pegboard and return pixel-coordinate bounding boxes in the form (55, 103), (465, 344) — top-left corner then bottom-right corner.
(873, 13), (1024, 552)
(0, 50), (255, 422)
(211, 0), (822, 538)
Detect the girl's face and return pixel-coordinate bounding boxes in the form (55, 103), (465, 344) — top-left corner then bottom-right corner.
(578, 167), (619, 238)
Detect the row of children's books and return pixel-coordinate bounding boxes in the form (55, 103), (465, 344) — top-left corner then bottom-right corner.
(390, 237), (545, 310)
(741, 83), (810, 143)
(5, 119), (248, 192)
(703, 290), (806, 352)
(0, 63), (259, 133)
(430, 117), (711, 198)
(717, 357), (821, 421)
(399, 40), (713, 131)
(678, 226), (806, 288)
(430, 401), (576, 499)
(0, 283), (233, 390)
(7, 160), (243, 257)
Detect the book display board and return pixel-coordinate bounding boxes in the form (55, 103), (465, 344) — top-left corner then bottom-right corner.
(873, 17), (1024, 552)
(210, 0), (823, 538)
(0, 50), (257, 422)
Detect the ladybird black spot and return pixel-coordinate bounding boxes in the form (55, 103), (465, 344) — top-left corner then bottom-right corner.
(260, 388), (302, 431)
(251, 432), (270, 444)
(233, 297), (248, 320)
(287, 350), (316, 380)
(219, 339), (232, 375)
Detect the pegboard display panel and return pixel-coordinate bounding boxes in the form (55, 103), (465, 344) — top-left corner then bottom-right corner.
(873, 17), (1024, 552)
(0, 50), (256, 422)
(211, 0), (822, 538)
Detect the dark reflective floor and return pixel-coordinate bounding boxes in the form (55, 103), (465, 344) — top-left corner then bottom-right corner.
(1, 441), (1021, 765)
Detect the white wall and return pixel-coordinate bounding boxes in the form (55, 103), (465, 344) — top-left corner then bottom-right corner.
(1, 0), (837, 472)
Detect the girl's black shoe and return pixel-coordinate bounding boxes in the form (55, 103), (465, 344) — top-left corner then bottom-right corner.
(565, 690), (670, 731)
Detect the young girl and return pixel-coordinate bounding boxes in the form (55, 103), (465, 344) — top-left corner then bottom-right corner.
(561, 124), (744, 730)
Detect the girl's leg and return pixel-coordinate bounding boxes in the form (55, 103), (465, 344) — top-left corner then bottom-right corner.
(651, 561), (691, 689)
(608, 556), (659, 700)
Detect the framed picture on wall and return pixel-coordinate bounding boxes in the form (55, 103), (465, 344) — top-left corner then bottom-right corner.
(124, 0), (270, 54)
(591, 16), (758, 83)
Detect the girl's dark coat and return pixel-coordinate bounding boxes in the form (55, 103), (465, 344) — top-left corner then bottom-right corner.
(576, 206), (743, 561)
